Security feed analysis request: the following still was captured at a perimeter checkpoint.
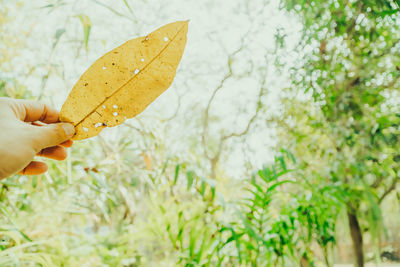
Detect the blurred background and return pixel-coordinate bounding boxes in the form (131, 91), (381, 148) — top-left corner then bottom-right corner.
(0, 0), (399, 266)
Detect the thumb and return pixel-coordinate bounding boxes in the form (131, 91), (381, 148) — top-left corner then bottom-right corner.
(32, 123), (75, 150)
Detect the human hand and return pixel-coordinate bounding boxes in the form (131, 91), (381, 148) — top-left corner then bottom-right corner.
(0, 97), (75, 179)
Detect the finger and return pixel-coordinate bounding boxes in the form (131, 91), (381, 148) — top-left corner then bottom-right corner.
(31, 121), (46, 126)
(18, 161), (48, 176)
(31, 123), (75, 151)
(60, 140), (73, 147)
(37, 146), (67, 161)
(12, 99), (60, 123)
(31, 122), (74, 147)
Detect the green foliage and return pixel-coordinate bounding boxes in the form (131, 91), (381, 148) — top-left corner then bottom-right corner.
(219, 153), (342, 266)
(278, 0), (400, 265)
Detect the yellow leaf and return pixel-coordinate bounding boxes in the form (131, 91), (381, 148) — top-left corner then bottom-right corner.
(60, 21), (188, 140)
(142, 151), (152, 170)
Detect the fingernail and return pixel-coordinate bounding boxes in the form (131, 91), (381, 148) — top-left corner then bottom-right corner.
(62, 123), (75, 138)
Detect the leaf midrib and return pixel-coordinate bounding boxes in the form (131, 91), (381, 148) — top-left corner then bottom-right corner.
(74, 22), (187, 127)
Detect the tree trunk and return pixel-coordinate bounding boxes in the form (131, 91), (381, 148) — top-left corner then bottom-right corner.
(300, 255), (312, 267)
(322, 245), (331, 267)
(347, 211), (364, 267)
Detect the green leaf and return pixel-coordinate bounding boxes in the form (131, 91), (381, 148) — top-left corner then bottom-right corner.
(174, 164), (180, 185)
(187, 170), (195, 189)
(200, 180), (206, 196)
(123, 0), (134, 14)
(220, 227), (242, 262)
(266, 180), (296, 193)
(76, 14), (91, 52)
(52, 28), (65, 49)
(160, 158), (169, 175)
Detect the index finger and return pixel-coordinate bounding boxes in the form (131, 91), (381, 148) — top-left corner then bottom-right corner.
(12, 99), (60, 123)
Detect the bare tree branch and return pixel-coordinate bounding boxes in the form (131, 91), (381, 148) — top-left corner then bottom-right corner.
(201, 43), (245, 160)
(378, 176), (399, 204)
(213, 74), (267, 162)
(200, 2), (271, 177)
(162, 80), (190, 122)
(92, 0), (137, 23)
